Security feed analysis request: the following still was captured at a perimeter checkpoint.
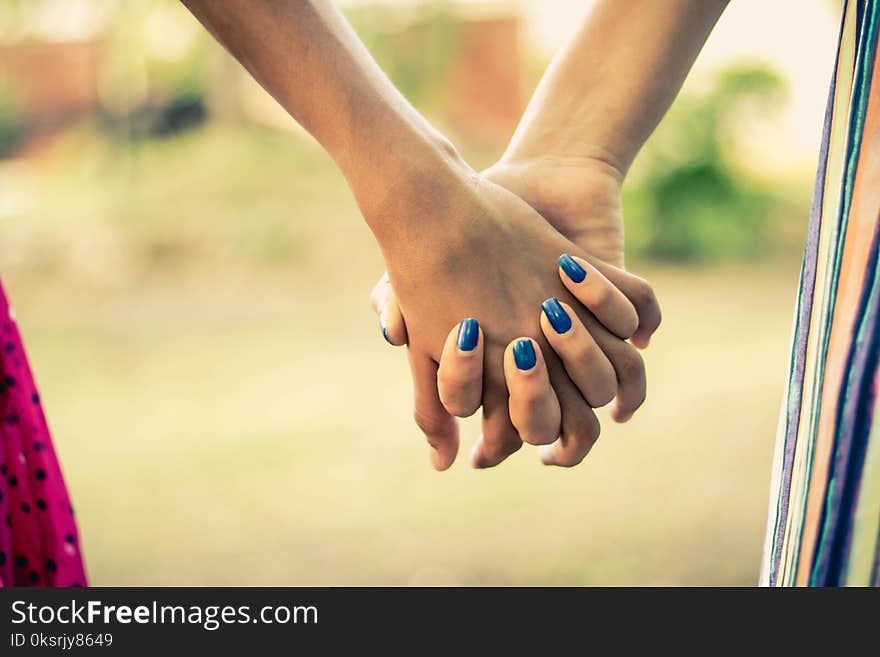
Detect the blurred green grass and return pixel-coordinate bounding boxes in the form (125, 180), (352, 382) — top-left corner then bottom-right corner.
(10, 259), (799, 585)
(2, 123), (805, 584)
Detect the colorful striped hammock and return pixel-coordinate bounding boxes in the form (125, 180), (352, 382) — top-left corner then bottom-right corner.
(760, 0), (880, 586)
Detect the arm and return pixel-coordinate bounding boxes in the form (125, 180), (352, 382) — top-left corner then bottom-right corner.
(503, 0), (730, 173)
(180, 0), (642, 470)
(373, 0), (725, 432)
(181, 0), (462, 243)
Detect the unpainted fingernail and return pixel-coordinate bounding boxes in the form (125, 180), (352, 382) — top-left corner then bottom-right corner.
(612, 404), (634, 423)
(469, 438), (483, 467)
(542, 297), (572, 334)
(558, 253), (587, 283)
(513, 338), (537, 370)
(539, 445), (556, 465)
(457, 318), (479, 351)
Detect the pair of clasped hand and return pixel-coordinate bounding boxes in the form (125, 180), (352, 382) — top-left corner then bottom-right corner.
(367, 157), (661, 471)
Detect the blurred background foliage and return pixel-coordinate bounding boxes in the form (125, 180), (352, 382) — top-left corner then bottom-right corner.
(625, 63), (797, 262)
(0, 75), (23, 156)
(0, 0), (816, 276)
(0, 0), (840, 584)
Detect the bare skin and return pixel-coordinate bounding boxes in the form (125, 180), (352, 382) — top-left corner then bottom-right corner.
(374, 153), (654, 470)
(373, 160), (657, 467)
(180, 0), (651, 469)
(374, 0), (730, 467)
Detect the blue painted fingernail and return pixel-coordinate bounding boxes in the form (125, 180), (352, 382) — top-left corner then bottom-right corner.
(380, 319), (393, 345)
(513, 339), (537, 370)
(457, 318), (479, 351)
(542, 297), (572, 334)
(558, 253), (586, 283)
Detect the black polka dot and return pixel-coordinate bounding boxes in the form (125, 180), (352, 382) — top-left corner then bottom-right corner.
(0, 382), (5, 395)
(32, 442), (46, 452)
(0, 551), (5, 566)
(4, 375), (15, 387)
(8, 475), (17, 487)
(20, 502), (30, 513)
(0, 464), (6, 474)
(34, 469), (46, 481)
(0, 490), (3, 502)
(64, 533), (75, 545)
(46, 559), (57, 572)
(3, 342), (14, 353)
(5, 412), (19, 425)
(14, 555), (27, 569)
(4, 514), (9, 526)
(36, 499), (47, 511)
(28, 571), (40, 583)
(31, 393), (40, 405)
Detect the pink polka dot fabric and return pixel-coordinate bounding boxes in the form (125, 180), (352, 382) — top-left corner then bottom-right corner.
(0, 280), (87, 587)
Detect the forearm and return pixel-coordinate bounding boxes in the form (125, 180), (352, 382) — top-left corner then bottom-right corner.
(503, 0), (729, 174)
(181, 0), (465, 239)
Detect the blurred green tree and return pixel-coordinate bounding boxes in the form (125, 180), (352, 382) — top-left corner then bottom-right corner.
(0, 77), (23, 157)
(624, 63), (791, 262)
(346, 2), (459, 109)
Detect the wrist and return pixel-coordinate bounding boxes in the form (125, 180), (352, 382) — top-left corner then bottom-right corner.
(499, 124), (630, 181)
(486, 151), (625, 206)
(482, 151), (626, 266)
(346, 122), (475, 248)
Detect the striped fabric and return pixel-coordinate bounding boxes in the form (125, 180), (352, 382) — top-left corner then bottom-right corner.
(760, 0), (880, 586)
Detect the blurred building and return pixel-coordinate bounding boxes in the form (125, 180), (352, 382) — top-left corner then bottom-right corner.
(0, 0), (525, 152)
(0, 39), (101, 129)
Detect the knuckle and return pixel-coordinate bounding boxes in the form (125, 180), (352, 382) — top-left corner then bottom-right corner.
(588, 281), (614, 310)
(631, 277), (660, 314)
(514, 383), (546, 409)
(589, 381), (616, 408)
(413, 408), (448, 437)
(615, 345), (645, 382)
(483, 434), (522, 460)
(563, 411), (600, 447)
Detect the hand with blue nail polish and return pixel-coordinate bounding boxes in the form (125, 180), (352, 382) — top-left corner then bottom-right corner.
(512, 338), (537, 370)
(369, 152), (662, 471)
(374, 154), (660, 465)
(475, 159), (661, 427)
(368, 162), (663, 468)
(375, 161), (651, 469)
(540, 297), (573, 335)
(181, 0), (681, 474)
